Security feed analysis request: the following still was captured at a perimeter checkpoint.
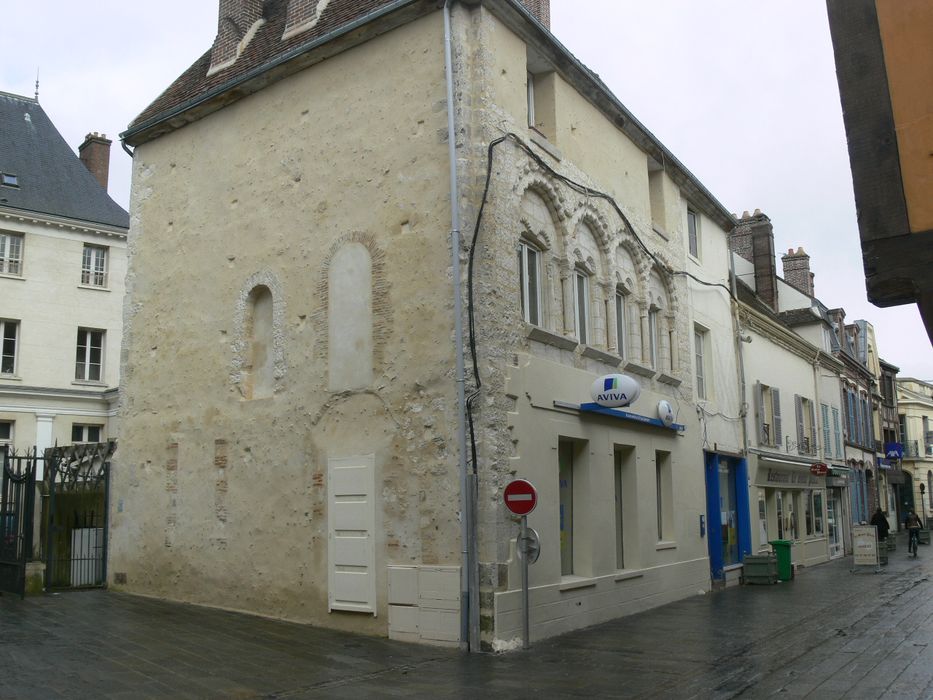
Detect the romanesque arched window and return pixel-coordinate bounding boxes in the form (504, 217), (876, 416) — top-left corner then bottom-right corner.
(329, 242), (373, 391)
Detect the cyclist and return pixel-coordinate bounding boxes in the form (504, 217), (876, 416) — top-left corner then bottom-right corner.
(905, 509), (923, 557)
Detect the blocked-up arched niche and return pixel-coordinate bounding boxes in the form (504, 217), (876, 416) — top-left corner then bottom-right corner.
(233, 271), (286, 399)
(329, 242), (373, 391)
(648, 267), (674, 372)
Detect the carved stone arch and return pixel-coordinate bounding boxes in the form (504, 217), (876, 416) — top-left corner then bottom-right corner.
(569, 204), (613, 256)
(614, 241), (641, 295)
(517, 178), (569, 252)
(313, 231), (391, 376)
(232, 270), (287, 396)
(647, 264), (675, 312)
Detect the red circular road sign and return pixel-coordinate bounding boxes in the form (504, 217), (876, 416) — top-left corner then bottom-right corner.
(504, 479), (538, 516)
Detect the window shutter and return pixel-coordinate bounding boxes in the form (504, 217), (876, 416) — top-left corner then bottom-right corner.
(833, 407), (842, 457)
(822, 404), (831, 458)
(772, 388), (782, 448)
(810, 400), (818, 455)
(795, 395), (804, 454)
(754, 381), (765, 445)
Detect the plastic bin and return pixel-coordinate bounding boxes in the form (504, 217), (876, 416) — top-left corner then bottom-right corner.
(769, 540), (794, 581)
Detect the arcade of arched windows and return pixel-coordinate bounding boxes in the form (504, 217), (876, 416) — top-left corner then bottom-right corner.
(516, 183), (679, 374)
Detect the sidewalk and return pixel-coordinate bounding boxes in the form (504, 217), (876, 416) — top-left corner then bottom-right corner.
(2, 540), (933, 699)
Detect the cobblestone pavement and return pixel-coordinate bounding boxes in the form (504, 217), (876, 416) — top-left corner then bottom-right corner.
(2, 537), (933, 699)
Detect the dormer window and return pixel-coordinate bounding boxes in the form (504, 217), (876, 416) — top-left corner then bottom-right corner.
(1, 173), (18, 187)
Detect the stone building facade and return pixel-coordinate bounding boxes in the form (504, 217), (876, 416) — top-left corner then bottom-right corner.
(0, 92), (128, 462)
(114, 0), (744, 650)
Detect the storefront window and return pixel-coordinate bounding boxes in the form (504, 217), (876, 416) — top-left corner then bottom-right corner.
(559, 440), (574, 576)
(758, 490), (768, 546)
(719, 461), (739, 566)
(776, 491), (784, 540)
(813, 491), (824, 535)
(804, 489), (813, 536)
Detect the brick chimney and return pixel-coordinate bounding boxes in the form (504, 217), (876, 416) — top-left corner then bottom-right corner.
(209, 0), (265, 74)
(78, 133), (112, 191)
(782, 247), (815, 297)
(520, 0), (550, 29)
(731, 210), (778, 311)
(283, 0), (331, 39)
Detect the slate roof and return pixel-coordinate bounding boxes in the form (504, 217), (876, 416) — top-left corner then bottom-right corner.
(127, 0), (403, 134)
(0, 91), (129, 230)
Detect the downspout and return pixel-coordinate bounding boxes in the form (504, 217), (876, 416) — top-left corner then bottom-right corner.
(730, 251), (749, 455)
(443, 0), (475, 653)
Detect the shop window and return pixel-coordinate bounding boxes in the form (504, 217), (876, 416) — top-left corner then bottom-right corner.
(558, 439), (575, 576)
(804, 489), (814, 536)
(614, 445), (636, 570)
(719, 461), (739, 566)
(757, 490), (768, 547)
(656, 450), (673, 541)
(813, 491), (824, 536)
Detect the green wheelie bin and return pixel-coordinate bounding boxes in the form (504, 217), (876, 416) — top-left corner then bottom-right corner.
(769, 540), (794, 581)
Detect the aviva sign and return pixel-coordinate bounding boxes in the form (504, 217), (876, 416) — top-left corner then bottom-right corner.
(590, 374), (641, 408)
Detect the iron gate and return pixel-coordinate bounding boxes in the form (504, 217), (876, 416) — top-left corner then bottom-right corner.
(44, 442), (114, 590)
(0, 449), (38, 597)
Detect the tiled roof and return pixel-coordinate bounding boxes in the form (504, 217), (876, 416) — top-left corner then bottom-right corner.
(127, 0), (407, 137)
(0, 91), (129, 230)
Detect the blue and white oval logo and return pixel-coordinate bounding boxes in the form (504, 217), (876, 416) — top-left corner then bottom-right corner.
(590, 374), (641, 408)
(658, 400), (675, 427)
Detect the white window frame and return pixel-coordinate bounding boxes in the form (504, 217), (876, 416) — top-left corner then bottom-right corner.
(518, 240), (542, 326)
(81, 244), (108, 287)
(648, 308), (660, 368)
(0, 420), (12, 445)
(687, 208), (699, 259)
(574, 270), (590, 345)
(615, 290), (627, 358)
(1, 319), (18, 376)
(694, 326), (708, 399)
(71, 424), (103, 444)
(527, 72), (536, 128)
(0, 233), (23, 276)
(75, 328), (104, 382)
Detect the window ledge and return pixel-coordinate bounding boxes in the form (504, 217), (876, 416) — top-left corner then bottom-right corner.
(559, 576), (598, 592)
(77, 284), (111, 292)
(581, 345), (622, 367)
(528, 130), (562, 161)
(613, 570), (645, 583)
(0, 273), (24, 282)
(623, 361), (656, 378)
(0, 374), (22, 382)
(526, 324), (578, 351)
(655, 541), (677, 551)
(72, 380), (107, 388)
(657, 372), (682, 387)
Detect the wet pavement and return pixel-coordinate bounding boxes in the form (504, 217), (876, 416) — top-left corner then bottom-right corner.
(2, 536), (933, 699)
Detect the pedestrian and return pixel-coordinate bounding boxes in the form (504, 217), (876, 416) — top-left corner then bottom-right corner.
(905, 509), (923, 557)
(870, 507), (890, 542)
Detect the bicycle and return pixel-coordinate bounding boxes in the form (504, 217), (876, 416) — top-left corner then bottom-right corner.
(909, 528), (920, 557)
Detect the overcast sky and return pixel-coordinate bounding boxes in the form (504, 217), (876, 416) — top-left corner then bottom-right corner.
(3, 1), (931, 379)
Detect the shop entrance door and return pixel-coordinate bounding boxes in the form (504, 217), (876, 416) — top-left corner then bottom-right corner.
(827, 493), (843, 558)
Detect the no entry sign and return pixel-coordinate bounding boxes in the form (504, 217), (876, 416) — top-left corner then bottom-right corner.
(504, 479), (537, 516)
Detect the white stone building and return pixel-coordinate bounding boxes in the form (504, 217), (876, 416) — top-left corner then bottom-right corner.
(0, 91), (128, 465)
(112, 0), (761, 651)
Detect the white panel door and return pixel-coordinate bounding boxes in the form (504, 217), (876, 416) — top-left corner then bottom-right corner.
(328, 455), (376, 615)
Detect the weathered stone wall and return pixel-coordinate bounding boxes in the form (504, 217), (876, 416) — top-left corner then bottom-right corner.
(112, 12), (461, 636)
(457, 7), (715, 648)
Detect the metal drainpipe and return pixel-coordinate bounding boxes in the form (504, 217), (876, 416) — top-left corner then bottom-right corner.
(443, 0), (475, 653)
(730, 251), (749, 456)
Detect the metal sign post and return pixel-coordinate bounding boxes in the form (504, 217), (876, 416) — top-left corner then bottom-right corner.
(504, 479), (539, 650)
